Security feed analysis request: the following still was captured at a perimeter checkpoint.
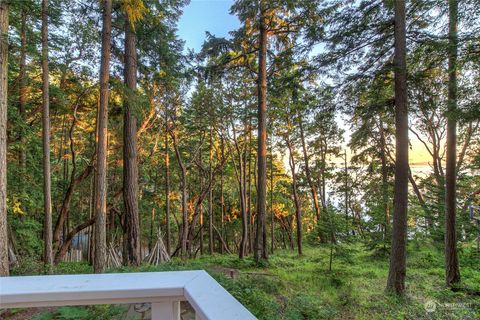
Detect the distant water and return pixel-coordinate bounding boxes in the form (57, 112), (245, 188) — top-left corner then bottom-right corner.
(410, 165), (432, 177)
(410, 164), (480, 177)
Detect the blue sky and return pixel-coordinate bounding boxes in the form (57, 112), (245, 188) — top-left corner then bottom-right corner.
(175, 1), (431, 165)
(177, 0), (240, 52)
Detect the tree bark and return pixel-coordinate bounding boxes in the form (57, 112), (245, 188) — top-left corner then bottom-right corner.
(199, 158), (204, 255)
(299, 117), (321, 223)
(208, 126), (214, 254)
(54, 97), (94, 246)
(247, 123), (253, 254)
(94, 0), (112, 273)
(187, 158), (226, 256)
(55, 218), (95, 264)
(171, 131), (188, 257)
(238, 137), (248, 259)
(230, 119), (248, 258)
(19, 9), (27, 168)
(287, 138), (302, 255)
(220, 135), (225, 254)
(379, 119), (390, 241)
(123, 18), (141, 266)
(344, 150), (349, 235)
(270, 134), (274, 254)
(54, 156), (94, 246)
(386, 0), (408, 294)
(445, 0), (460, 286)
(0, 0), (9, 276)
(41, 0), (53, 274)
(254, 0), (268, 262)
(164, 112), (171, 256)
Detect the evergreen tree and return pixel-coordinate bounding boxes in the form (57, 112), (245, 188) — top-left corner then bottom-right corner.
(0, 0), (9, 276)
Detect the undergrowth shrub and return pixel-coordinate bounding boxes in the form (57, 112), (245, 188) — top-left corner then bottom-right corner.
(32, 305), (126, 320)
(284, 294), (337, 320)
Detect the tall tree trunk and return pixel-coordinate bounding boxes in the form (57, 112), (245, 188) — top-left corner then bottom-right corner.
(41, 0), (53, 274)
(123, 18), (141, 266)
(220, 135), (225, 254)
(171, 131), (188, 257)
(208, 126), (214, 254)
(386, 0), (408, 294)
(94, 0), (112, 273)
(239, 147), (248, 259)
(445, 0), (460, 286)
(54, 107), (95, 247)
(344, 150), (349, 235)
(254, 0), (268, 262)
(164, 111), (171, 256)
(319, 145), (336, 244)
(0, 0), (9, 276)
(247, 123), (253, 254)
(19, 9), (27, 169)
(270, 134), (274, 254)
(287, 138), (302, 255)
(199, 157), (204, 255)
(88, 173), (95, 264)
(299, 118), (321, 223)
(379, 119), (390, 242)
(230, 118), (249, 259)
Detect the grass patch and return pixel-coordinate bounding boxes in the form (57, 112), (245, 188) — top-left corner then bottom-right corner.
(8, 242), (480, 319)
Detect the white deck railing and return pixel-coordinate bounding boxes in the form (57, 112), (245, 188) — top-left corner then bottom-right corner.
(0, 270), (256, 320)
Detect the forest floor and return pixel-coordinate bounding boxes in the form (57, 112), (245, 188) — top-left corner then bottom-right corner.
(4, 241), (480, 319)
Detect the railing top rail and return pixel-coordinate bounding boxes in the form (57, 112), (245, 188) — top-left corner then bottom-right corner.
(0, 270), (256, 320)
(185, 270), (256, 320)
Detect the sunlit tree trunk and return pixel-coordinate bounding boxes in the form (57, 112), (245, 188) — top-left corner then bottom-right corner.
(387, 0), (408, 294)
(254, 0), (268, 262)
(164, 109), (171, 256)
(286, 137), (302, 255)
(270, 134), (274, 254)
(0, 0), (9, 276)
(94, 0), (112, 273)
(123, 18), (141, 266)
(445, 0), (460, 287)
(41, 0), (53, 274)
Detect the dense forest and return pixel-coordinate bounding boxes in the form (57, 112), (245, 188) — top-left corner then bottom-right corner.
(0, 0), (479, 317)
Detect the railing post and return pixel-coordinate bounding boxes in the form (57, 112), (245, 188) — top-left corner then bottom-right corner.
(151, 301), (180, 320)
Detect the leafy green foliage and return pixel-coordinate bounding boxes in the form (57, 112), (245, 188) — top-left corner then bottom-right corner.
(10, 217), (43, 258)
(31, 305), (126, 320)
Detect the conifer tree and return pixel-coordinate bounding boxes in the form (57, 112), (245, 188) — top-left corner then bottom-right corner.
(0, 0), (9, 277)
